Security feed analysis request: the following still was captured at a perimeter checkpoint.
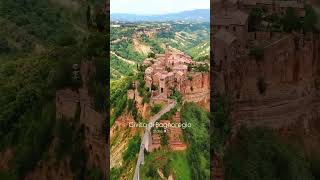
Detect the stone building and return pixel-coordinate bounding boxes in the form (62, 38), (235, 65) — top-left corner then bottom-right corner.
(144, 51), (210, 104)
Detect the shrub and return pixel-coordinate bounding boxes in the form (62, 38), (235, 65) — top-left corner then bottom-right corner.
(147, 52), (155, 58)
(123, 135), (141, 162)
(224, 127), (314, 180)
(160, 133), (168, 146)
(151, 104), (162, 115)
(146, 164), (157, 177)
(281, 7), (301, 32)
(181, 103), (210, 179)
(303, 5), (317, 32)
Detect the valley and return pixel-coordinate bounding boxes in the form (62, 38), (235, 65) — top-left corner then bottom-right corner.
(110, 19), (210, 179)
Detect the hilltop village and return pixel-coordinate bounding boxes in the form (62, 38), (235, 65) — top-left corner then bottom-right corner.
(143, 51), (210, 105)
(212, 0), (320, 179)
(126, 50), (210, 152)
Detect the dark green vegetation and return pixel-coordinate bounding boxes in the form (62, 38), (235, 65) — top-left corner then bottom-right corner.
(0, 1), (74, 45)
(110, 64), (153, 125)
(248, 6), (318, 32)
(224, 127), (319, 180)
(181, 103), (210, 179)
(140, 150), (192, 180)
(123, 134), (141, 162)
(151, 104), (163, 115)
(211, 95), (231, 154)
(139, 102), (209, 179)
(110, 134), (141, 180)
(110, 76), (135, 126)
(188, 63), (210, 72)
(0, 0), (106, 179)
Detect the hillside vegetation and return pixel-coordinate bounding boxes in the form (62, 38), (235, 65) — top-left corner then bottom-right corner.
(0, 0), (107, 179)
(110, 22), (210, 79)
(224, 128), (320, 180)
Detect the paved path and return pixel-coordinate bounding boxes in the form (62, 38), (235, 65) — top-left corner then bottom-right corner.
(133, 100), (176, 180)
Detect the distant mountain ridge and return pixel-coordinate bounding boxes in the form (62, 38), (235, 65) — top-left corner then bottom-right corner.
(111, 9), (210, 22)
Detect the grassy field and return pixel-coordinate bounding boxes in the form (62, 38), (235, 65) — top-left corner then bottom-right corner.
(140, 149), (192, 179)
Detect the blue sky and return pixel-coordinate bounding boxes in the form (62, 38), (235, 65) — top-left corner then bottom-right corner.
(111, 0), (210, 15)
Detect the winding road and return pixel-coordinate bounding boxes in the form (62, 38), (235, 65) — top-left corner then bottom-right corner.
(133, 100), (176, 180)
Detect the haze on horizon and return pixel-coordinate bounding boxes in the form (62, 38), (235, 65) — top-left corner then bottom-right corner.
(110, 0), (210, 15)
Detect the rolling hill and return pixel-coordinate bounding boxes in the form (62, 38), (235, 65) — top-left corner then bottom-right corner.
(111, 9), (210, 22)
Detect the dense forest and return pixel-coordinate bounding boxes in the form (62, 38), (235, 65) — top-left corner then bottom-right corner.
(224, 127), (320, 180)
(0, 0), (107, 179)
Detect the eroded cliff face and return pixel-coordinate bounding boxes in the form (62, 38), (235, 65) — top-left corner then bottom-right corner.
(215, 32), (320, 145)
(110, 114), (137, 169)
(26, 60), (108, 180)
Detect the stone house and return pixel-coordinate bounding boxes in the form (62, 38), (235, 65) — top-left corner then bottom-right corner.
(144, 51), (210, 104)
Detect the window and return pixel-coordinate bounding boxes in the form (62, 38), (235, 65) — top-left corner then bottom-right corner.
(233, 26), (236, 32)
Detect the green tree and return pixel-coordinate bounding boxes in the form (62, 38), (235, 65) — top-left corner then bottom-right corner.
(224, 127), (314, 180)
(123, 135), (141, 162)
(0, 37), (10, 54)
(146, 164), (157, 177)
(151, 104), (162, 115)
(281, 7), (301, 32)
(249, 8), (264, 31)
(303, 5), (317, 32)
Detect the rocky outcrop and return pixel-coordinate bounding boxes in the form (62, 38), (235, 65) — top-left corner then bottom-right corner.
(213, 32), (320, 164)
(214, 32), (320, 132)
(110, 114), (137, 168)
(55, 60), (107, 178)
